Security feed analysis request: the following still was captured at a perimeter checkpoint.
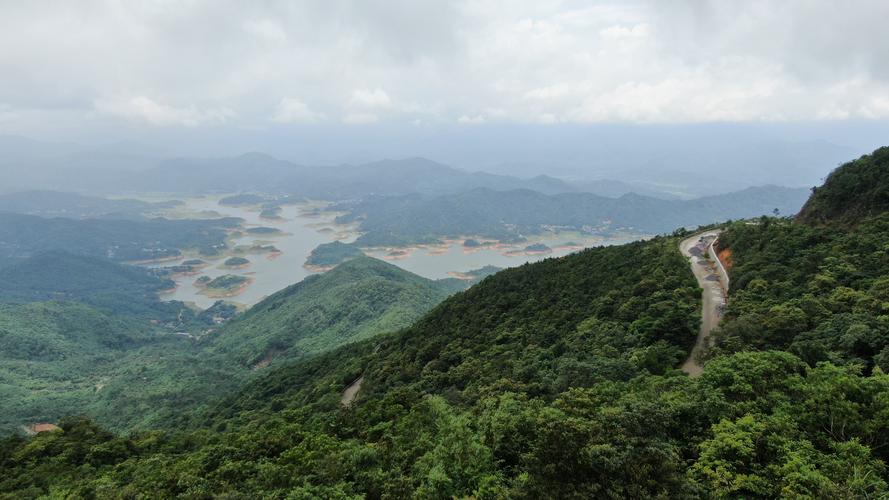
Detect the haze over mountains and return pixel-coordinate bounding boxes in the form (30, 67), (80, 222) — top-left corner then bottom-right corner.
(0, 129), (873, 199)
(338, 185), (810, 245)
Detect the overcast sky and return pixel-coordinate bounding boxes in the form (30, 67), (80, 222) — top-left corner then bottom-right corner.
(2, 0), (888, 138)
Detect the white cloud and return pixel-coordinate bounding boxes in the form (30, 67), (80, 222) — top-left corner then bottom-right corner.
(349, 89), (393, 110)
(272, 97), (325, 123)
(1, 0), (889, 131)
(599, 23), (649, 40)
(343, 113), (379, 124)
(457, 114), (485, 124)
(243, 19), (287, 44)
(0, 103), (16, 122)
(93, 96), (234, 127)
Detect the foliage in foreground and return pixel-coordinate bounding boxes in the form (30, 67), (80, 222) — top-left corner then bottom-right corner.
(2, 352), (887, 499)
(2, 147), (888, 498)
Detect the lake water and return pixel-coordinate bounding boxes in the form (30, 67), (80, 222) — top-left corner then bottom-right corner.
(145, 197), (357, 309)
(362, 234), (644, 280)
(145, 196), (645, 309)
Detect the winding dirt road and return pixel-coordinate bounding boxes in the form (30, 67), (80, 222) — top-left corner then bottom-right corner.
(679, 230), (727, 377)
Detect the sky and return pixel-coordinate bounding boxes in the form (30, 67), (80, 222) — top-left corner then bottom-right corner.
(0, 0), (888, 173)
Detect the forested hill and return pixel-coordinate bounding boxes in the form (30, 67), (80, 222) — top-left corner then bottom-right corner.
(708, 145), (889, 374)
(200, 256), (458, 370)
(0, 251), (174, 316)
(0, 190), (175, 219)
(3, 148), (889, 498)
(207, 236), (701, 421)
(0, 212), (239, 262)
(337, 184), (810, 246)
(797, 146), (889, 225)
(0, 256), (457, 435)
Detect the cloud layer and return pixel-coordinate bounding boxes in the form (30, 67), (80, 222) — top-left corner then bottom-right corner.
(1, 0), (888, 132)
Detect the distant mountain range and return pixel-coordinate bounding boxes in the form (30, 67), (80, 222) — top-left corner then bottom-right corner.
(337, 185), (812, 245)
(127, 154), (586, 198)
(0, 134), (708, 200)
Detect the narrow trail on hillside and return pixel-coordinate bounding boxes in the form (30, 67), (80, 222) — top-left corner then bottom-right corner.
(341, 376), (364, 406)
(341, 344), (382, 406)
(679, 230), (727, 377)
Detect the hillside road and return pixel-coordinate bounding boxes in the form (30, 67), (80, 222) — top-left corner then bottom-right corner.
(679, 230), (726, 377)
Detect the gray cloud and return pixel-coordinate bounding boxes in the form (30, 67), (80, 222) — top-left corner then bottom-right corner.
(0, 0), (888, 136)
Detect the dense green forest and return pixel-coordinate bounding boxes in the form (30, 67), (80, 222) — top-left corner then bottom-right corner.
(797, 146), (889, 225)
(200, 257), (457, 369)
(0, 251), (182, 319)
(0, 257), (455, 435)
(1, 148), (887, 498)
(709, 146), (889, 372)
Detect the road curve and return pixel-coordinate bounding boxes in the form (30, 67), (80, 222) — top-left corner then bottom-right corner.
(679, 230), (727, 377)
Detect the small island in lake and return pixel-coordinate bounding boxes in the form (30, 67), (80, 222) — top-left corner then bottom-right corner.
(195, 274), (252, 297)
(223, 256), (250, 268)
(462, 238), (495, 249)
(304, 241), (365, 271)
(523, 243), (553, 254)
(246, 226), (282, 235)
(251, 244), (281, 255)
(161, 259), (206, 276)
(219, 193), (266, 206)
(259, 206), (283, 220)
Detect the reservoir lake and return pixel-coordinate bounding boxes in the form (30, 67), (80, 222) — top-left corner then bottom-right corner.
(145, 196), (645, 309)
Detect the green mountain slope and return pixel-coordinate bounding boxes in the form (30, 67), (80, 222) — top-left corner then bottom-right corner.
(0, 256), (454, 434)
(711, 206), (889, 371)
(204, 234), (701, 420)
(0, 251), (180, 319)
(0, 301), (164, 432)
(797, 145), (889, 224)
(202, 256), (457, 369)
